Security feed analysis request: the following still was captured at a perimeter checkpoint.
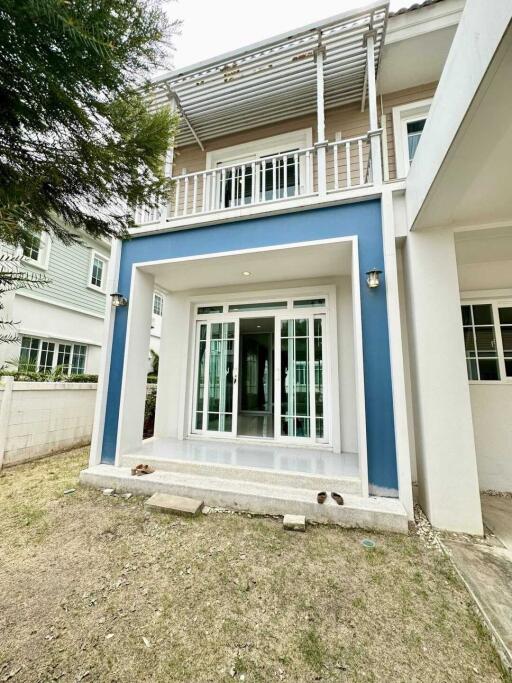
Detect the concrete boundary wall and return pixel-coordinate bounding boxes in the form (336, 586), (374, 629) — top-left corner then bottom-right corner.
(0, 378), (97, 468)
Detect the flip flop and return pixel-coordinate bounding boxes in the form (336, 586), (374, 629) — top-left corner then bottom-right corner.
(331, 492), (344, 506)
(317, 491), (327, 504)
(131, 464), (155, 476)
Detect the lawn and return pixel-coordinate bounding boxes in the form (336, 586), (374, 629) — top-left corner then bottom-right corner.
(0, 448), (509, 683)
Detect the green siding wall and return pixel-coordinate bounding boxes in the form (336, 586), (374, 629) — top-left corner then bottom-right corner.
(24, 238), (109, 317)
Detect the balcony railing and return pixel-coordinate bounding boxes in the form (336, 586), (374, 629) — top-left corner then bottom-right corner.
(134, 132), (376, 228)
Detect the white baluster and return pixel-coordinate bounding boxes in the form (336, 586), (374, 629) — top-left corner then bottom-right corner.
(333, 144), (339, 191)
(345, 142), (351, 188)
(358, 139), (364, 186)
(183, 176), (189, 216)
(192, 175), (198, 214)
(174, 179), (180, 218)
(294, 154), (299, 196)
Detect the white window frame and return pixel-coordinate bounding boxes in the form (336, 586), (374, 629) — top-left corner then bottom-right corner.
(205, 129), (314, 204)
(88, 250), (109, 292)
(392, 99), (432, 178)
(153, 292), (164, 317)
(18, 335), (89, 376)
(462, 299), (512, 385)
(206, 129), (313, 169)
(21, 232), (51, 270)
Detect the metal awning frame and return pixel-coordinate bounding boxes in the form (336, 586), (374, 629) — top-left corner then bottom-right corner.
(151, 0), (389, 150)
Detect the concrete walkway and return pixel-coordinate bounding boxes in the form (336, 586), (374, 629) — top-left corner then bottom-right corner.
(443, 495), (512, 670)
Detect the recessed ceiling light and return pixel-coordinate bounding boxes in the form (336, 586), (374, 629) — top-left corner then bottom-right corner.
(242, 271), (251, 276)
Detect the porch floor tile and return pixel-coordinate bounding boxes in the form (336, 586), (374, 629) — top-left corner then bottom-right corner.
(135, 436), (359, 478)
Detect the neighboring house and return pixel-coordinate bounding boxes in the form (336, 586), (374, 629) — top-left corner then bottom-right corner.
(0, 234), (163, 375)
(82, 0), (512, 535)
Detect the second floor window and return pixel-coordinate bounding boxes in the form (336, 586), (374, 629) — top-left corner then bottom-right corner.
(153, 293), (163, 316)
(461, 302), (512, 382)
(407, 119), (426, 163)
(90, 253), (107, 290)
(23, 234), (40, 261)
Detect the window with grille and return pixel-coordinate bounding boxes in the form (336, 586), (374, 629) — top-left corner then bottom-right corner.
(90, 254), (105, 289)
(22, 234), (41, 262)
(461, 303), (512, 381)
(153, 293), (163, 316)
(18, 337), (87, 375)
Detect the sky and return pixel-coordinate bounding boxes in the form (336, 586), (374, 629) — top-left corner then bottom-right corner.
(164, 0), (413, 71)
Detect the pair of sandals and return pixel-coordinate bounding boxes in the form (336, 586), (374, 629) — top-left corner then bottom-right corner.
(317, 491), (344, 506)
(131, 464), (155, 476)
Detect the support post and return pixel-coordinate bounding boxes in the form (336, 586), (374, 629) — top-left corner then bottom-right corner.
(116, 267), (155, 460)
(314, 33), (327, 196)
(403, 228), (483, 534)
(89, 238), (122, 466)
(364, 30), (383, 186)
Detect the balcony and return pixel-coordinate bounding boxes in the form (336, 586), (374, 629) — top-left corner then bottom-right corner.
(133, 2), (387, 231)
(134, 133), (379, 228)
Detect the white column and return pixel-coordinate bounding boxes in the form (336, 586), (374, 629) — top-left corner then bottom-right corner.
(381, 190), (414, 520)
(116, 267), (154, 460)
(365, 31), (382, 186)
(314, 37), (327, 196)
(154, 291), (192, 440)
(89, 238), (122, 467)
(404, 227), (483, 534)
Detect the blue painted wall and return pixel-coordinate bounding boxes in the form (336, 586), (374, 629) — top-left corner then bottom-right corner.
(101, 200), (398, 492)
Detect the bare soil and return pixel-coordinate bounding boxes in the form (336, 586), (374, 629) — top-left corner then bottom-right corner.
(0, 448), (510, 683)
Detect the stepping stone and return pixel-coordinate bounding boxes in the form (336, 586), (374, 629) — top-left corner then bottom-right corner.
(283, 514), (306, 532)
(144, 492), (204, 517)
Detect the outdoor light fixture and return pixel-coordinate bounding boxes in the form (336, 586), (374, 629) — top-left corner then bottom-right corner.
(365, 268), (382, 289)
(110, 292), (128, 307)
(241, 271), (252, 276)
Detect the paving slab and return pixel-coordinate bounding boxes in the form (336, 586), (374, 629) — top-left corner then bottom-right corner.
(283, 514), (306, 531)
(145, 492), (204, 516)
(481, 495), (512, 551)
(444, 537), (512, 668)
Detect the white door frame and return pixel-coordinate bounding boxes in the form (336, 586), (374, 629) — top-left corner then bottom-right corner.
(188, 289), (334, 447)
(273, 310), (329, 446)
(190, 316), (240, 439)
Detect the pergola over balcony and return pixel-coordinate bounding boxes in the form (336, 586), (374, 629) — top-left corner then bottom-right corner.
(135, 1), (389, 229)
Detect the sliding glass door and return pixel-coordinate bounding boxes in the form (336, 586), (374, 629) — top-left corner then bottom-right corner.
(275, 313), (327, 444)
(192, 319), (239, 436)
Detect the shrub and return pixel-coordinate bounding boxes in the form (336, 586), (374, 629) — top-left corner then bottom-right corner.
(0, 371), (98, 383)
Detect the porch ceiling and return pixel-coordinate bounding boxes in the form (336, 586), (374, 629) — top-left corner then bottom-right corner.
(141, 240), (353, 292)
(150, 1), (388, 147)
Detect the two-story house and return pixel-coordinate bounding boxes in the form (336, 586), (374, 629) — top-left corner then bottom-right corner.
(81, 0), (512, 535)
(0, 235), (164, 375)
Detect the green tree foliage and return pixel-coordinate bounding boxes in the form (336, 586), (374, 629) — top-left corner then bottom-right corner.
(0, 254), (49, 343)
(0, 0), (180, 248)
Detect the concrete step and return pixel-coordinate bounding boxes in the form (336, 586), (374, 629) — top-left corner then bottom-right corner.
(145, 492), (204, 516)
(121, 452), (362, 496)
(80, 464), (408, 533)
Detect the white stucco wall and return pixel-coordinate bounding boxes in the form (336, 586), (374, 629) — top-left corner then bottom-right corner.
(0, 379), (97, 467)
(457, 238), (512, 493)
(469, 384), (512, 492)
(0, 294), (104, 374)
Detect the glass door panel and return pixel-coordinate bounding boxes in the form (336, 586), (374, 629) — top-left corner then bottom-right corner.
(193, 320), (238, 436)
(276, 314), (327, 443)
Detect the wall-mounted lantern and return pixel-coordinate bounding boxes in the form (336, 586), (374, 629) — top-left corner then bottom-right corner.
(110, 292), (128, 308)
(365, 268), (382, 289)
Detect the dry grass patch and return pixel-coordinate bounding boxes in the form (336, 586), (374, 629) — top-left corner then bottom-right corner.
(0, 448), (510, 682)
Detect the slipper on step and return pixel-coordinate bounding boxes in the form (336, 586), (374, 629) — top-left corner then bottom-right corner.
(331, 492), (344, 506)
